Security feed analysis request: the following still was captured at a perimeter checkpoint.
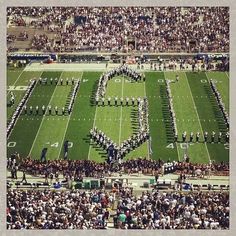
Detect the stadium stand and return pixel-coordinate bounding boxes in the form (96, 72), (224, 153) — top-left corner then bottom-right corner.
(7, 7), (229, 53)
(7, 188), (229, 229)
(6, 6), (230, 230)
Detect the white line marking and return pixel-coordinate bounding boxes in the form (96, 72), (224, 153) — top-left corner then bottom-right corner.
(57, 73), (83, 160)
(88, 74), (104, 160)
(225, 72), (229, 79)
(143, 77), (150, 159)
(164, 72), (180, 161)
(118, 75), (125, 146)
(29, 72), (64, 156)
(184, 72), (211, 163)
(7, 69), (25, 96)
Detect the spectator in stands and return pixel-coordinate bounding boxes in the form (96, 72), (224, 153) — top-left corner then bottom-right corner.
(7, 189), (229, 230)
(115, 190), (229, 229)
(7, 7), (229, 53)
(7, 189), (116, 229)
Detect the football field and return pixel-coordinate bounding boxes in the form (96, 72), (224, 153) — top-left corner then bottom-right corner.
(7, 66), (229, 163)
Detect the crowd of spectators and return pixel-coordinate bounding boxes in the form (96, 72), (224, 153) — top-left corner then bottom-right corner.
(7, 7), (229, 53)
(7, 34), (16, 43)
(7, 157), (229, 181)
(31, 34), (52, 51)
(7, 188), (229, 229)
(115, 189), (229, 229)
(7, 188), (113, 229)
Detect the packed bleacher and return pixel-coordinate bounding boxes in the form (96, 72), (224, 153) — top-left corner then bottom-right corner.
(6, 6), (230, 230)
(7, 188), (229, 229)
(7, 7), (229, 53)
(115, 189), (229, 229)
(7, 188), (112, 229)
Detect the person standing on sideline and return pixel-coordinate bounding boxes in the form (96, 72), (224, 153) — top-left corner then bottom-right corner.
(55, 106), (58, 115)
(36, 105), (39, 115)
(30, 106), (33, 115)
(48, 105), (52, 115)
(42, 105), (46, 115)
(211, 131), (215, 143)
(132, 97), (135, 106)
(174, 133), (178, 143)
(218, 132), (222, 143)
(108, 97), (111, 106)
(182, 131), (186, 142)
(196, 132), (200, 143)
(21, 171), (27, 184)
(190, 132), (193, 142)
(204, 131), (208, 143)
(24, 105), (27, 115)
(176, 74), (179, 82)
(120, 97), (123, 106)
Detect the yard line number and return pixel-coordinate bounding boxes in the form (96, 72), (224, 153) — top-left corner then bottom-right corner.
(166, 143), (194, 149)
(114, 78), (132, 83)
(8, 86), (28, 91)
(7, 141), (74, 148)
(46, 142), (73, 148)
(7, 142), (16, 147)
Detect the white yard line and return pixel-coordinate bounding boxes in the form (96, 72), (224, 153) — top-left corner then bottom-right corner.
(87, 104), (98, 160)
(225, 72), (229, 79)
(7, 69), (25, 96)
(143, 76), (150, 159)
(8, 72), (44, 140)
(163, 72), (180, 161)
(28, 71), (64, 156)
(88, 71), (108, 160)
(57, 72), (83, 160)
(118, 75), (125, 146)
(184, 72), (211, 163)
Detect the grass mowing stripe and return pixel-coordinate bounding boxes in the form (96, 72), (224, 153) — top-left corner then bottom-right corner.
(89, 74), (122, 161)
(206, 72), (229, 113)
(90, 75), (148, 161)
(143, 78), (150, 159)
(87, 100), (99, 160)
(7, 71), (62, 158)
(31, 72), (79, 160)
(7, 71), (43, 120)
(186, 72), (228, 163)
(7, 69), (25, 96)
(186, 73), (225, 132)
(7, 68), (24, 87)
(7, 73), (42, 140)
(184, 72), (211, 163)
(163, 72), (180, 162)
(118, 75), (125, 146)
(166, 71), (209, 163)
(63, 72), (100, 160)
(145, 72), (178, 161)
(58, 72), (84, 160)
(118, 75), (147, 159)
(29, 72), (64, 156)
(204, 72), (229, 163)
(205, 72), (227, 114)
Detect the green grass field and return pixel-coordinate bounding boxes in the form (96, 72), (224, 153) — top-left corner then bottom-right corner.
(7, 67), (229, 164)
